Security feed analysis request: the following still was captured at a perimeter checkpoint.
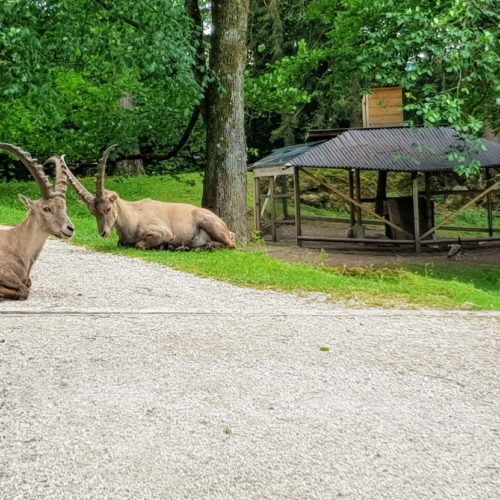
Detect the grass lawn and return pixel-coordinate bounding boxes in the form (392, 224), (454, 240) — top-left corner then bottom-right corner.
(1, 173), (499, 310)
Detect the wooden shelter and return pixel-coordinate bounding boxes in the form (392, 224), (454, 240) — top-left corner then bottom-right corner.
(249, 127), (500, 254)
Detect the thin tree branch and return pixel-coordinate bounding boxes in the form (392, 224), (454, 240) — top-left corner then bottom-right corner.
(92, 0), (141, 30)
(118, 104), (202, 162)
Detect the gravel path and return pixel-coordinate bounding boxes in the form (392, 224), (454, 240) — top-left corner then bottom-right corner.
(1, 240), (499, 499)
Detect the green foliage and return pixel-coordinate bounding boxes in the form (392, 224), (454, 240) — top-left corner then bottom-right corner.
(0, 0), (201, 164)
(1, 175), (499, 310)
(246, 40), (321, 115)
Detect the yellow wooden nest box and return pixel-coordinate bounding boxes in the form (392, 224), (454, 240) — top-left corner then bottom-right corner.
(362, 87), (404, 128)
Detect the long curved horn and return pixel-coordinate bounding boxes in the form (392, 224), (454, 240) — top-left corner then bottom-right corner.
(44, 156), (68, 196)
(0, 143), (52, 198)
(96, 144), (118, 199)
(60, 156), (96, 211)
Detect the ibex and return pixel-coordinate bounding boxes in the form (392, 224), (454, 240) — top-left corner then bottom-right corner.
(63, 145), (235, 250)
(0, 144), (74, 300)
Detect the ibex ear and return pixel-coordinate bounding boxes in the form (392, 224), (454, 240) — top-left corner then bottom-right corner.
(109, 194), (117, 202)
(18, 194), (34, 209)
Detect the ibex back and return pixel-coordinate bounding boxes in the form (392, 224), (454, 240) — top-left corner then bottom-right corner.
(0, 145), (74, 300)
(64, 146), (235, 250)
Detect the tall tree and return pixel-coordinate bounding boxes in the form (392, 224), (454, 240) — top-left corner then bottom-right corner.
(202, 0), (249, 240)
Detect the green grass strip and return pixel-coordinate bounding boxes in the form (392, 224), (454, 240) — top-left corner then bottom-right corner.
(1, 174), (499, 310)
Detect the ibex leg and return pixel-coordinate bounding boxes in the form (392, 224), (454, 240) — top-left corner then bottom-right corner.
(0, 281), (30, 300)
(135, 227), (173, 250)
(197, 211), (235, 248)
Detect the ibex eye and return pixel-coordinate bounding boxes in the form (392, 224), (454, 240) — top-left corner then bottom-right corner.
(43, 207), (51, 213)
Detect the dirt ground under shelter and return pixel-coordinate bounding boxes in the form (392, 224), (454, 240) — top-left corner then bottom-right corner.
(261, 220), (500, 268)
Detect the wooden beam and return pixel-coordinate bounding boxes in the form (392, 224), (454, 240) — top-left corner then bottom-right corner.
(252, 166), (294, 178)
(420, 237), (500, 245)
(301, 168), (414, 239)
(348, 169), (355, 226)
(355, 169), (362, 225)
(420, 188), (500, 196)
(297, 236), (415, 245)
(280, 176), (289, 219)
(412, 173), (421, 254)
(293, 167), (302, 247)
(375, 170), (387, 216)
(424, 172), (433, 239)
(486, 168), (494, 237)
(420, 179), (500, 240)
(253, 176), (261, 233)
(270, 176), (277, 242)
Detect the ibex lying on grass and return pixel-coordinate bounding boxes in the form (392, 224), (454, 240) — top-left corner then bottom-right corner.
(63, 145), (235, 250)
(0, 144), (74, 300)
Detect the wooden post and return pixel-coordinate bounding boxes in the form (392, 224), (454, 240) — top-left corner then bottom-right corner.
(355, 169), (362, 225)
(424, 172), (433, 240)
(293, 167), (302, 247)
(348, 169), (355, 226)
(412, 173), (421, 254)
(280, 176), (289, 220)
(253, 175), (261, 233)
(486, 168), (494, 237)
(375, 171), (387, 216)
(270, 176), (277, 242)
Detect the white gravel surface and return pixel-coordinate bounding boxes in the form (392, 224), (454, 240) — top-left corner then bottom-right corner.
(0, 239), (499, 499)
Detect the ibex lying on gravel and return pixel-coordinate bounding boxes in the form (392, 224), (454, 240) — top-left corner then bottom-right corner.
(63, 145), (235, 250)
(0, 144), (74, 300)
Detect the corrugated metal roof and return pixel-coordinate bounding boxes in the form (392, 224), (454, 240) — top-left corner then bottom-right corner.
(250, 141), (325, 168)
(251, 127), (500, 172)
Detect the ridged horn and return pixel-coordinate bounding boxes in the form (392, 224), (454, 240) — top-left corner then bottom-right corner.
(0, 143), (53, 198)
(96, 144), (118, 199)
(44, 156), (68, 196)
(60, 156), (96, 211)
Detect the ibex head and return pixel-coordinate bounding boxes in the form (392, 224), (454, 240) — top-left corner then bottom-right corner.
(62, 144), (118, 238)
(0, 144), (75, 239)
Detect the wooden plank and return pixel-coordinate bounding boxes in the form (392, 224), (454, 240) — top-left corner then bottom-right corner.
(252, 166), (294, 178)
(367, 114), (404, 125)
(440, 226), (498, 233)
(368, 109), (403, 118)
(293, 167), (302, 247)
(348, 169), (355, 225)
(253, 176), (261, 232)
(412, 173), (421, 254)
(355, 169), (362, 225)
(423, 188), (500, 196)
(486, 168), (494, 237)
(424, 172), (434, 239)
(270, 176), (277, 242)
(420, 237), (500, 245)
(368, 97), (404, 107)
(260, 193), (291, 200)
(297, 236), (415, 245)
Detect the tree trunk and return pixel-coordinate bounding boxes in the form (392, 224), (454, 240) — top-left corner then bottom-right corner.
(116, 159), (144, 176)
(202, 0), (249, 241)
